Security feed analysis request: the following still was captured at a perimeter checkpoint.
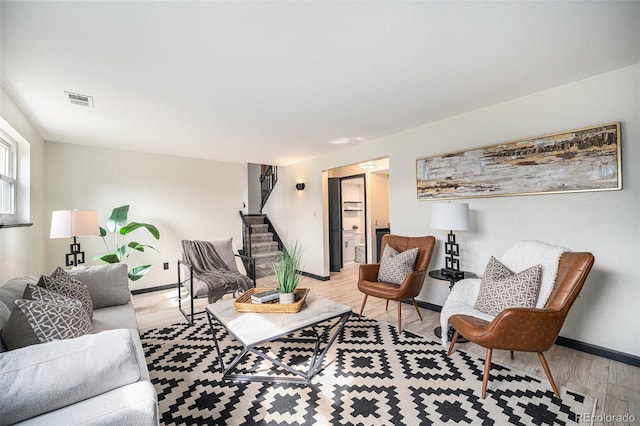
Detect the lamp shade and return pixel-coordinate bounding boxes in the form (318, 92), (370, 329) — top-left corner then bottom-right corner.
(430, 202), (470, 231)
(50, 210), (100, 238)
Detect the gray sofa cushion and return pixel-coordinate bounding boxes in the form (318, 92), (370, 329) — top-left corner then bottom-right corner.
(0, 276), (37, 308)
(67, 263), (130, 309)
(15, 381), (158, 426)
(91, 302), (139, 333)
(0, 329), (144, 425)
(0, 301), (10, 352)
(0, 300), (10, 330)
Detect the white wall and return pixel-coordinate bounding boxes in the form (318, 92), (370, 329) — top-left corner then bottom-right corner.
(244, 163), (262, 214)
(0, 89), (47, 282)
(44, 142), (246, 290)
(267, 64), (640, 357)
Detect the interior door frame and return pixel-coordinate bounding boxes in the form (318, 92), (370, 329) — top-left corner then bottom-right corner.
(339, 173), (368, 265)
(328, 178), (342, 272)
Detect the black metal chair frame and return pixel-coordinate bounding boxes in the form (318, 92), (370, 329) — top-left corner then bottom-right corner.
(177, 254), (256, 325)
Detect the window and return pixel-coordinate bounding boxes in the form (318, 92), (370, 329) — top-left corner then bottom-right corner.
(0, 133), (17, 221)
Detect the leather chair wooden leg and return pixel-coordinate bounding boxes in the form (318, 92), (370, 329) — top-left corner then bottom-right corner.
(397, 302), (402, 331)
(538, 352), (561, 398)
(482, 348), (493, 399)
(447, 331), (460, 356)
(359, 295), (368, 318)
(412, 298), (423, 321)
(385, 300), (389, 311)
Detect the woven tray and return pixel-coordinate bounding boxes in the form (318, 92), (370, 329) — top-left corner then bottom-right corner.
(234, 288), (310, 313)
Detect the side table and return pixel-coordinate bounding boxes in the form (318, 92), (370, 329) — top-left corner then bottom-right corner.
(429, 270), (478, 343)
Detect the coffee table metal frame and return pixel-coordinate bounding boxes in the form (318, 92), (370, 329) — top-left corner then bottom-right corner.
(206, 299), (351, 385)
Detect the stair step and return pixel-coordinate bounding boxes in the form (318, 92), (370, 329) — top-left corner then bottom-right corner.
(251, 241), (280, 254)
(244, 215), (266, 225)
(250, 224), (269, 233)
(251, 232), (274, 243)
(255, 268), (276, 278)
(251, 251), (282, 262)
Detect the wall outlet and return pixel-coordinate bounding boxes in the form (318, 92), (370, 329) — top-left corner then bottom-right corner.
(163, 262), (169, 270)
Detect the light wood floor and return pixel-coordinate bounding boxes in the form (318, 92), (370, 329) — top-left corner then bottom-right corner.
(133, 263), (639, 423)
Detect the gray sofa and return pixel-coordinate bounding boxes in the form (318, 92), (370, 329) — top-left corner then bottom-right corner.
(0, 264), (158, 425)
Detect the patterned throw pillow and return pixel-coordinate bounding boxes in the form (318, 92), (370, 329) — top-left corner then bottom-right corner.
(474, 256), (542, 316)
(377, 245), (419, 285)
(1, 297), (92, 350)
(24, 284), (77, 305)
(39, 268), (93, 319)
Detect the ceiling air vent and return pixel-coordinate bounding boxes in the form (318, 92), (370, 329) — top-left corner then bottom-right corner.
(64, 91), (94, 108)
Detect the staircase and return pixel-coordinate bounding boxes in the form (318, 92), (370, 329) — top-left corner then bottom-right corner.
(240, 213), (283, 278)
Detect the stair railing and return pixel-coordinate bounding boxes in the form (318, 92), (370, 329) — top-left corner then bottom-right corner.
(260, 165), (277, 213)
(239, 211), (253, 258)
(238, 211), (259, 281)
(263, 215), (284, 252)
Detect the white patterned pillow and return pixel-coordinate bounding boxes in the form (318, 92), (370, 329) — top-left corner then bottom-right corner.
(1, 298), (92, 350)
(377, 245), (419, 285)
(40, 269), (94, 319)
(474, 256), (542, 316)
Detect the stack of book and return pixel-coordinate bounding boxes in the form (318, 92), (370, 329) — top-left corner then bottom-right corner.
(251, 289), (280, 304)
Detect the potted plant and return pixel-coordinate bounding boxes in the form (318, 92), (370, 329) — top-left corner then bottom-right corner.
(96, 205), (160, 281)
(273, 240), (303, 304)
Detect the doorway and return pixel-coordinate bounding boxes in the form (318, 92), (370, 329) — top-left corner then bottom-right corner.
(341, 176), (366, 265)
(328, 174), (366, 272)
(327, 158), (390, 273)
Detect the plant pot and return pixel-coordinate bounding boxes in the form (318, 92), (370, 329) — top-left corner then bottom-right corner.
(279, 292), (295, 304)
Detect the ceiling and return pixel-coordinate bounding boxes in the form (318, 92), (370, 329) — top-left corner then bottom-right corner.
(1, 1), (639, 166)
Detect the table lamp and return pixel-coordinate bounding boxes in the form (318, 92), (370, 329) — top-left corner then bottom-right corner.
(50, 209), (100, 267)
(430, 202), (470, 278)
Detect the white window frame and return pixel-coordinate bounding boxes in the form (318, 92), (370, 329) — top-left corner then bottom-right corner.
(0, 132), (17, 222)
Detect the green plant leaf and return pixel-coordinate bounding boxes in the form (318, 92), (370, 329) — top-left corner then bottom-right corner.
(115, 245), (127, 259)
(107, 205), (129, 233)
(97, 205), (160, 282)
(120, 222), (160, 240)
(127, 242), (160, 253)
(99, 254), (120, 264)
(129, 265), (152, 281)
(273, 240), (303, 293)
(128, 241), (145, 252)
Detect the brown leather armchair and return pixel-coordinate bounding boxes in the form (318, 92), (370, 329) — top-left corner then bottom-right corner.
(447, 251), (594, 399)
(358, 234), (435, 331)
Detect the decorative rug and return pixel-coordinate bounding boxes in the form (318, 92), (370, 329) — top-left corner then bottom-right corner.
(141, 316), (596, 425)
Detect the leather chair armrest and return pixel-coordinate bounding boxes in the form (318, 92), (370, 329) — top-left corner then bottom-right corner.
(359, 263), (380, 282)
(452, 308), (565, 352)
(396, 270), (427, 299)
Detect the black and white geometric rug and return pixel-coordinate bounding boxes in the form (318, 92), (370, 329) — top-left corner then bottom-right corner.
(141, 316), (596, 425)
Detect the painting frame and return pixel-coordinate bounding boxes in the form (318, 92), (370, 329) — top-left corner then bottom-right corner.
(416, 122), (621, 201)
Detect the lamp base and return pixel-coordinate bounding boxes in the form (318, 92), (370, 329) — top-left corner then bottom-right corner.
(65, 237), (85, 267)
(440, 268), (464, 279)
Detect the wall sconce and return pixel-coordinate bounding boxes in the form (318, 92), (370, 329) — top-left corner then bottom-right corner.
(295, 183), (306, 191)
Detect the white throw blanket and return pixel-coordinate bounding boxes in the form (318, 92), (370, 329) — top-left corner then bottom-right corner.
(440, 240), (570, 349)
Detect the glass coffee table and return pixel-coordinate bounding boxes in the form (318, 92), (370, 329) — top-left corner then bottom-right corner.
(206, 293), (351, 384)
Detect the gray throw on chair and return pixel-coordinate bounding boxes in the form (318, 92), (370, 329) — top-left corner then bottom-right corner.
(181, 240), (253, 303)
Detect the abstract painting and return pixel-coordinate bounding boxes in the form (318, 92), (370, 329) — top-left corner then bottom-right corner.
(416, 123), (621, 200)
